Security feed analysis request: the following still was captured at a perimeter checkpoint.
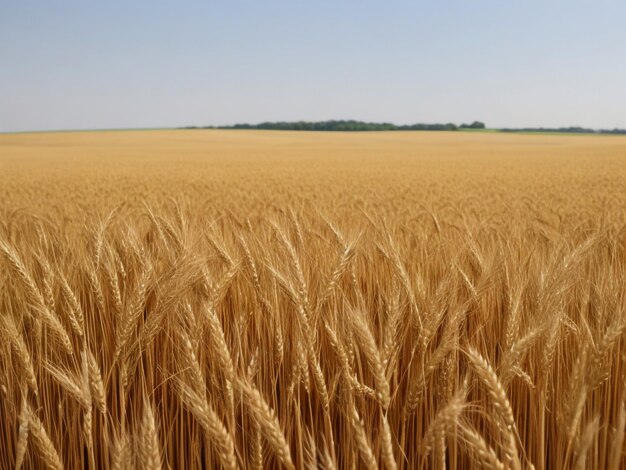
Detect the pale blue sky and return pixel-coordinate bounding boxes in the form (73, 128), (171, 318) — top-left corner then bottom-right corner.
(1, 1), (625, 132)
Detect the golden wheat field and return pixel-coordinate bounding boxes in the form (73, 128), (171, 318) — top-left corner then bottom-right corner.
(1, 129), (626, 469)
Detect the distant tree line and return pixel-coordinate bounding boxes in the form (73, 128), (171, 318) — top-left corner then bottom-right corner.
(459, 121), (486, 129)
(225, 120), (460, 131)
(180, 121), (626, 134)
(500, 127), (626, 135)
(181, 120), (487, 132)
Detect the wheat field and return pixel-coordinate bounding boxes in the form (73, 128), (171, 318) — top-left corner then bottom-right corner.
(1, 130), (626, 469)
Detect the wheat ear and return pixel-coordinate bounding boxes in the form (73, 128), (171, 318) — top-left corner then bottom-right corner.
(27, 406), (64, 470)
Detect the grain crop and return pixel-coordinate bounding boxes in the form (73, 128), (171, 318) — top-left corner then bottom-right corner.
(1, 129), (626, 468)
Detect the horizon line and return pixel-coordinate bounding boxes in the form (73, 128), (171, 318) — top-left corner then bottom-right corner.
(2, 121), (626, 136)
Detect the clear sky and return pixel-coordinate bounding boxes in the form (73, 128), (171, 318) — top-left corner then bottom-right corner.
(1, 1), (625, 132)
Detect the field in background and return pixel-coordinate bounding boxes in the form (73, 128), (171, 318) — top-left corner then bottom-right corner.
(1, 130), (626, 469)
